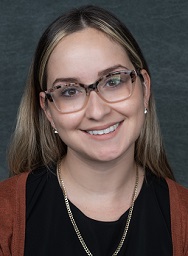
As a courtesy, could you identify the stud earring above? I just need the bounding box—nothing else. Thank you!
[54,128,58,134]
[51,121,58,134]
[144,108,148,114]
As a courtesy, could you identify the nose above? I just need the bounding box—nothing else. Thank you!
[84,91,111,120]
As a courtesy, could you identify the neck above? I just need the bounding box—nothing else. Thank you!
[60,148,138,195]
[58,149,144,221]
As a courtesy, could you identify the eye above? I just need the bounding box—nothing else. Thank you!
[105,75,121,87]
[55,84,84,98]
[62,87,78,97]
[100,72,131,92]
[103,73,126,89]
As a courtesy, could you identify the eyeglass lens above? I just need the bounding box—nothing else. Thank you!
[47,70,136,113]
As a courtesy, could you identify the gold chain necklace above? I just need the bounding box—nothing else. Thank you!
[57,162,139,256]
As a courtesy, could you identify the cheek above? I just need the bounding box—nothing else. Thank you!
[52,111,84,131]
[112,97,146,140]
[111,97,145,118]
[111,83,145,117]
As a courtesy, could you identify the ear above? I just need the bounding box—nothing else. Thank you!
[140,69,151,108]
[39,92,55,128]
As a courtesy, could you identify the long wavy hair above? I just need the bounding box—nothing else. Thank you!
[8,5,174,179]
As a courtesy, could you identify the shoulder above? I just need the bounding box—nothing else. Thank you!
[0,172,29,196]
[0,172,29,212]
[166,178,188,211]
[166,178,188,219]
[166,178,188,255]
[0,172,29,254]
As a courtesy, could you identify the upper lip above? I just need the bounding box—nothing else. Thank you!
[83,121,122,131]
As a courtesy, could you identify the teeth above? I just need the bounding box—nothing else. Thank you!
[87,123,119,135]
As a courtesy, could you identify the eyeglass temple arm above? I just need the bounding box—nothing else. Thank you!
[45,92,53,102]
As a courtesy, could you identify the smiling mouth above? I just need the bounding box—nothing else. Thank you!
[86,123,120,135]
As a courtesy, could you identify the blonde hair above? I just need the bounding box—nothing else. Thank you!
[8,5,174,179]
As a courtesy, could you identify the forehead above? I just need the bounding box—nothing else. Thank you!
[46,28,133,84]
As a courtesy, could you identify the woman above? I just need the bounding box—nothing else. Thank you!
[0,5,187,256]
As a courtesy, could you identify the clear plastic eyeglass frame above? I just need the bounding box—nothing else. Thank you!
[44,69,140,114]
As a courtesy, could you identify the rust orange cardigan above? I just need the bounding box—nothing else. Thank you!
[0,172,188,256]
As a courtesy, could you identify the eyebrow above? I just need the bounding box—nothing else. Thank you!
[51,64,129,87]
[98,64,129,76]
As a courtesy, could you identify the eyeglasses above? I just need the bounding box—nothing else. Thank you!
[44,69,139,114]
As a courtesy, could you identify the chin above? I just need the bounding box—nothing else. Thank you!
[89,151,123,163]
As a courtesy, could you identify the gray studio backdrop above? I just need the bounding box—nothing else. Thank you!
[0,0,188,187]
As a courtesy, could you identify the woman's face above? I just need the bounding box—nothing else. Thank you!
[40,28,150,163]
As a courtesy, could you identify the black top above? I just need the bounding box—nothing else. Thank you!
[24,166,173,256]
